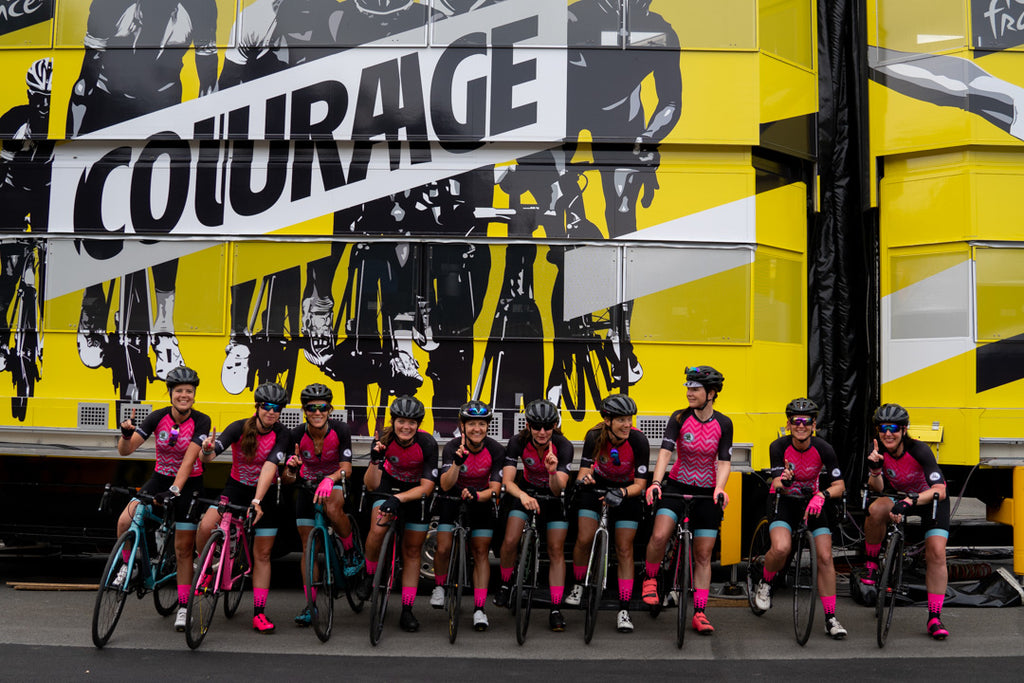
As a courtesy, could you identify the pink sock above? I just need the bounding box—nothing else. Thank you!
[645,562,659,579]
[340,534,354,551]
[618,579,632,602]
[820,594,836,616]
[693,588,709,611]
[763,569,777,583]
[435,574,447,586]
[865,542,881,559]
[550,585,564,606]
[253,587,268,609]
[928,592,944,615]
[500,566,513,582]
[574,565,586,582]
[366,560,378,576]
[474,588,487,608]
[178,584,189,606]
[402,586,416,606]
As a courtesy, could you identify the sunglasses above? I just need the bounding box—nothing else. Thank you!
[529,422,555,431]
[259,402,283,412]
[790,417,813,427]
[464,405,490,416]
[877,423,902,434]
[304,403,330,413]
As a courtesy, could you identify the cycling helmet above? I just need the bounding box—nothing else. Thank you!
[300,383,333,404]
[459,400,492,422]
[165,366,199,389]
[872,403,909,427]
[600,393,638,418]
[785,397,818,419]
[685,365,724,392]
[254,382,288,406]
[524,399,559,426]
[26,58,52,94]
[390,395,425,422]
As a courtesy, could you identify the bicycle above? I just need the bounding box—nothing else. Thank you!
[745,488,819,645]
[362,488,427,646]
[509,491,565,646]
[301,474,366,643]
[184,495,255,650]
[91,484,178,648]
[648,491,722,649]
[868,490,937,648]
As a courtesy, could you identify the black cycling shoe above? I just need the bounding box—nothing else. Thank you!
[400,607,420,633]
[354,573,374,602]
[549,609,566,632]
[493,584,511,608]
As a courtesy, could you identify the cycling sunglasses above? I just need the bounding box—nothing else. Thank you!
[464,405,490,416]
[789,417,813,426]
[529,422,556,431]
[304,403,330,413]
[259,402,283,412]
[877,423,902,434]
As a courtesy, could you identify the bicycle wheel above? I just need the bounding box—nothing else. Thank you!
[223,530,248,618]
[369,524,397,647]
[152,525,178,616]
[343,514,367,614]
[186,531,223,650]
[791,529,817,646]
[446,530,466,644]
[583,529,607,644]
[515,528,537,645]
[92,529,136,648]
[876,531,903,648]
[309,528,334,642]
[676,533,691,649]
[746,517,771,616]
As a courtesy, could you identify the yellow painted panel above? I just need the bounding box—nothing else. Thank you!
[759,53,817,125]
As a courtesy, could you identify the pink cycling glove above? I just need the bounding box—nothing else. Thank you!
[315,477,334,499]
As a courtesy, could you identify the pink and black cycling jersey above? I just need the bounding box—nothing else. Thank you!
[882,438,946,494]
[135,407,211,478]
[580,427,650,485]
[212,418,290,487]
[768,435,843,497]
[289,420,353,480]
[504,433,574,489]
[441,436,505,491]
[660,408,733,487]
[373,430,438,484]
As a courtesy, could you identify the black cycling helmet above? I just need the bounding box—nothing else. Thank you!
[390,395,425,422]
[254,382,288,406]
[300,383,333,404]
[685,365,724,392]
[600,393,638,418]
[165,365,199,389]
[785,397,818,419]
[524,399,559,426]
[873,403,910,427]
[459,400,492,422]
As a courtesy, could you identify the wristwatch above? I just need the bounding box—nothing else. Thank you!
[169,485,181,497]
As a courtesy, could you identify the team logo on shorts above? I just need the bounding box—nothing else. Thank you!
[682,432,695,443]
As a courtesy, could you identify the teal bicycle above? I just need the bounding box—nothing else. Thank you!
[91,484,178,648]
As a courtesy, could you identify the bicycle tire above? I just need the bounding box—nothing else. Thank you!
[583,528,607,644]
[446,529,466,644]
[92,529,136,648]
[876,530,903,648]
[152,525,178,616]
[515,527,537,645]
[309,528,334,642]
[186,531,223,650]
[676,533,691,649]
[746,517,771,616]
[223,529,248,618]
[369,523,397,646]
[791,529,817,646]
[342,514,367,614]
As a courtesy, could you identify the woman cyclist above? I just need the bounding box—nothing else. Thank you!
[430,400,504,631]
[751,398,848,639]
[643,365,732,635]
[197,382,292,634]
[354,395,438,633]
[494,399,574,632]
[863,403,950,640]
[565,393,649,634]
[283,383,362,627]
[116,366,210,632]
